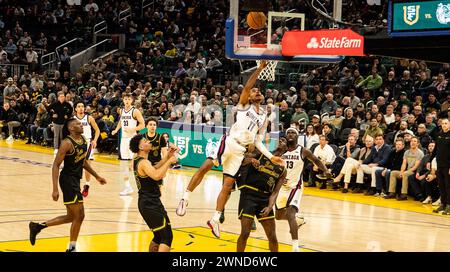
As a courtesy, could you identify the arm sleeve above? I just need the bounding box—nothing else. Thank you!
[255,136,273,160]
[255,119,273,160]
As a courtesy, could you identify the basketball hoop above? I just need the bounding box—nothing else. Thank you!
[256,60,278,82]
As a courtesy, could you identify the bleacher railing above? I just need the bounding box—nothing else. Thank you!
[55,38,83,61]
[141,0,155,17]
[118,7,131,24]
[93,20,107,35]
[40,52,58,72]
[0,64,29,77]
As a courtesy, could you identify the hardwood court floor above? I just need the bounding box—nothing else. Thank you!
[1,140,450,252]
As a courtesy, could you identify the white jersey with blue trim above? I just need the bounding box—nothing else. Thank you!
[281,145,305,188]
[120,107,138,138]
[229,104,267,146]
[76,114,91,140]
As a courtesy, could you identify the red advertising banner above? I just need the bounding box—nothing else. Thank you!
[281,29,365,56]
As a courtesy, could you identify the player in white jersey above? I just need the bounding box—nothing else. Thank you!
[275,127,332,252]
[112,93,145,196]
[74,102,100,198]
[175,61,284,238]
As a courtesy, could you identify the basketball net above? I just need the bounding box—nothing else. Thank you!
[256,60,278,82]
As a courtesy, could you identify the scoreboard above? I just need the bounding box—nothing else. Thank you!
[388,0,450,36]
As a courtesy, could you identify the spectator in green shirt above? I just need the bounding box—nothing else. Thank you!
[291,103,309,125]
[363,117,384,141]
[356,67,383,93]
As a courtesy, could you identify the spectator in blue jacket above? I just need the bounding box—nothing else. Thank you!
[356,134,392,195]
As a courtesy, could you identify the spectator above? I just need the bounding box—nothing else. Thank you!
[291,103,309,125]
[297,89,314,113]
[322,123,336,145]
[386,137,424,200]
[279,101,292,130]
[4,39,17,56]
[304,123,319,150]
[47,91,73,154]
[321,93,338,115]
[329,107,345,131]
[338,67,354,92]
[375,113,387,133]
[175,62,186,78]
[434,118,450,214]
[394,121,415,142]
[409,142,436,202]
[331,134,360,182]
[431,73,448,92]
[184,94,200,116]
[335,135,374,193]
[312,135,336,189]
[423,92,441,114]
[356,67,383,95]
[205,53,222,71]
[356,134,391,195]
[425,113,437,134]
[398,70,414,96]
[84,0,99,12]
[3,77,19,103]
[375,139,406,197]
[59,47,71,74]
[0,101,20,141]
[26,47,39,72]
[286,87,298,106]
[341,107,357,131]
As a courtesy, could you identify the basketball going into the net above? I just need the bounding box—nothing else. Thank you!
[246,12,267,30]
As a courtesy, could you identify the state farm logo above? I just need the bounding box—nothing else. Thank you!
[307,37,319,49]
[306,36,362,49]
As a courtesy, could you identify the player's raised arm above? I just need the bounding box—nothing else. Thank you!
[238,60,268,106]
[255,119,283,166]
[141,156,177,181]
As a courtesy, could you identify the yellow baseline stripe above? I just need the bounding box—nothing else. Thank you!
[303,186,445,217]
[0,227,315,252]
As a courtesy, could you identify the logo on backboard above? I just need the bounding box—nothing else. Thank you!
[403,5,420,25]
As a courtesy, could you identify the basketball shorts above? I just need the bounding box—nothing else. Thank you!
[120,137,134,160]
[59,173,83,205]
[208,135,246,178]
[238,190,274,222]
[138,195,171,232]
[275,184,304,211]
[86,138,94,160]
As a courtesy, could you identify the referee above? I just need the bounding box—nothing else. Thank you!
[434,118,450,215]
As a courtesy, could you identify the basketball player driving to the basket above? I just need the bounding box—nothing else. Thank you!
[178,60,284,238]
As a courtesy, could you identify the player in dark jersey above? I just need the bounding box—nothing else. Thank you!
[144,117,168,166]
[129,134,178,252]
[28,118,107,252]
[236,141,288,252]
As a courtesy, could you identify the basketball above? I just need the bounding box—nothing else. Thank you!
[246,12,267,30]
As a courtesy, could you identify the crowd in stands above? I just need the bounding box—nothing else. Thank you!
[0,0,449,210]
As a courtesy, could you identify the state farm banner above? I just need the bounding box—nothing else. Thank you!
[281,29,365,56]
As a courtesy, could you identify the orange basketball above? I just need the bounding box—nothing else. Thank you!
[247,12,267,30]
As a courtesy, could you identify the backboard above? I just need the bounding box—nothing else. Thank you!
[225,0,344,63]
